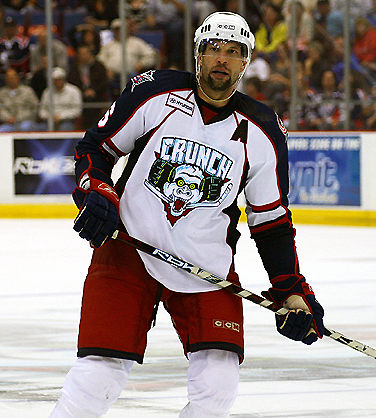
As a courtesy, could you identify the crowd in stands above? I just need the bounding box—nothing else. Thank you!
[0,0,376,131]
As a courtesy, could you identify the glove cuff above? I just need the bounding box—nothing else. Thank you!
[72,186,88,210]
[72,177,119,212]
[263,274,313,304]
[89,178,120,211]
[262,274,324,339]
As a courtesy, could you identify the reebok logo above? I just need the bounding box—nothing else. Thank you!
[213,320,240,332]
[97,183,119,202]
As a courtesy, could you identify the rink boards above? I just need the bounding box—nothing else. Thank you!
[0,131,375,226]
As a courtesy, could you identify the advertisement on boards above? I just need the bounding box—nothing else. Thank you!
[13,137,77,195]
[288,134,361,206]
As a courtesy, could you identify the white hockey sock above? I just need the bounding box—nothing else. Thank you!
[49,356,134,418]
[179,349,239,418]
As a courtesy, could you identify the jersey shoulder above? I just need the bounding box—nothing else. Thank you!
[236,92,288,144]
[126,69,193,98]
[91,70,193,134]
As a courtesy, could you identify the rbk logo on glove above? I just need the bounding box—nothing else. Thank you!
[72,177,120,248]
[97,182,120,203]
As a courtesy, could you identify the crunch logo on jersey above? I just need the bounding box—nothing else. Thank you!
[144,137,233,226]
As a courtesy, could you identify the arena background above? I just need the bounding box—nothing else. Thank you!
[0,0,375,226]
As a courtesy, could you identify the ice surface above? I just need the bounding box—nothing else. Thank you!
[0,219,375,417]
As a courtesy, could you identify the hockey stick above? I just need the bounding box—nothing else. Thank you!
[112,230,376,360]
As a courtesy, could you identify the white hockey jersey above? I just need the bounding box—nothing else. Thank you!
[75,69,296,293]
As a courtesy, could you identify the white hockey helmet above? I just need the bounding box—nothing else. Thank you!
[194,12,255,67]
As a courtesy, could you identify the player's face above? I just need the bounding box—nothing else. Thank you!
[198,40,246,98]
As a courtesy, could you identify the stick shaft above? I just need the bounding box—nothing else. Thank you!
[112,230,376,360]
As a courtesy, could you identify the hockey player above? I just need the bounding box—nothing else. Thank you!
[49,12,324,418]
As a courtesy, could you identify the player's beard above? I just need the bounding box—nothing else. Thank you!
[207,72,234,91]
[201,64,235,93]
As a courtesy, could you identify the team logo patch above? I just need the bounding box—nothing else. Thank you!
[213,319,240,332]
[131,70,156,92]
[276,113,288,138]
[144,137,233,226]
[166,93,194,116]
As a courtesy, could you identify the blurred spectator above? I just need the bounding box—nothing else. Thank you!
[352,17,376,81]
[97,18,156,98]
[294,65,315,130]
[313,0,344,56]
[265,41,291,116]
[347,71,368,129]
[30,27,68,74]
[39,67,82,131]
[54,0,87,10]
[284,0,314,59]
[367,0,376,27]
[244,1,266,33]
[330,0,373,21]
[254,2,287,62]
[304,40,332,91]
[244,76,267,102]
[0,67,38,131]
[240,49,270,93]
[18,0,40,12]
[221,1,252,26]
[271,0,284,7]
[194,0,216,25]
[145,0,185,68]
[0,16,30,84]
[125,0,150,28]
[306,69,345,130]
[2,0,29,11]
[85,0,119,30]
[67,44,108,129]
[213,0,264,32]
[331,35,373,87]
[0,6,5,38]
[29,53,47,99]
[282,0,316,15]
[68,23,101,56]
[275,61,315,130]
[363,83,376,129]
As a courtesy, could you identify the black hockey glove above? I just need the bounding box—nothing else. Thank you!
[262,274,324,345]
[72,178,119,248]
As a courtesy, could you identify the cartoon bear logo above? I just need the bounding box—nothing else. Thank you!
[145,157,232,226]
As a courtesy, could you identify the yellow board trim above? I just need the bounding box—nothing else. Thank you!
[290,208,376,227]
[239,207,376,227]
[1,204,376,227]
[0,204,78,218]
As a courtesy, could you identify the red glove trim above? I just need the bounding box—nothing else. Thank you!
[90,178,120,211]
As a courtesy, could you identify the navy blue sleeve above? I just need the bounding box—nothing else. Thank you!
[241,101,299,280]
